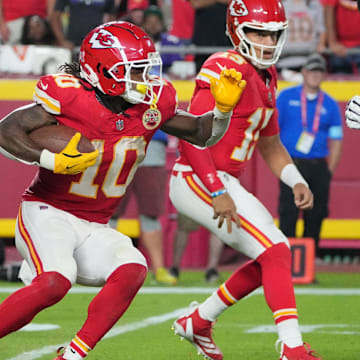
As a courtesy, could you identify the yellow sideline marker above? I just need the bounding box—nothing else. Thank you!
[0,218,359,239]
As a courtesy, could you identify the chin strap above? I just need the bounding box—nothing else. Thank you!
[121,88,146,104]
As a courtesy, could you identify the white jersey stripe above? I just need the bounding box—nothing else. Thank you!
[197,74,211,84]
[33,87,61,115]
[199,68,221,79]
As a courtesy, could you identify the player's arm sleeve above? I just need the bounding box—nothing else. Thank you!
[180,140,225,193]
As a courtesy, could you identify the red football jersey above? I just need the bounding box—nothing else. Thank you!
[177,50,279,192]
[23,73,177,223]
[3,0,47,21]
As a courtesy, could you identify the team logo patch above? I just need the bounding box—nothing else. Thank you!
[229,0,249,17]
[142,108,162,130]
[89,29,122,49]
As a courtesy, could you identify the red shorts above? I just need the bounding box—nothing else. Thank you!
[113,166,168,218]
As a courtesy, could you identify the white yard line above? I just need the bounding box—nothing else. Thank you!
[1,286,360,295]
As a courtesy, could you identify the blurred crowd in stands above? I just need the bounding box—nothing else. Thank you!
[1,0,360,78]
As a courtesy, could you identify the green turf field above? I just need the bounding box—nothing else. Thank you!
[0,271,359,360]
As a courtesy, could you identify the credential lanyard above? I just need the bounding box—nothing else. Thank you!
[300,89,324,134]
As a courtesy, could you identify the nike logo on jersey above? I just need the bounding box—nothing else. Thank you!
[39,80,48,90]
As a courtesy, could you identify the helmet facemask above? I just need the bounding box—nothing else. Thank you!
[108,52,163,105]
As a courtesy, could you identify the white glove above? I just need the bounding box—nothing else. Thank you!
[345,95,360,129]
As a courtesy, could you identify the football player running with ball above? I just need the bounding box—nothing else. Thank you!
[170,0,322,359]
[0,22,245,360]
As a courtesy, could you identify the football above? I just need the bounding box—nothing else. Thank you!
[29,125,95,154]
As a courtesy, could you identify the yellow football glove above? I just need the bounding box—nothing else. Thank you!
[40,133,98,175]
[210,68,247,113]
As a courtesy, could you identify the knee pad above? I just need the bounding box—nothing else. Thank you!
[139,214,161,232]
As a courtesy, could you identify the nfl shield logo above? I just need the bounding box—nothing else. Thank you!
[116,119,124,131]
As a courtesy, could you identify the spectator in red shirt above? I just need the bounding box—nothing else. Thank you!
[118,0,149,26]
[0,0,54,44]
[322,0,360,73]
[168,0,194,42]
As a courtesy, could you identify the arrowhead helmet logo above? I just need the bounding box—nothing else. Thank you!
[229,0,249,17]
[89,29,123,49]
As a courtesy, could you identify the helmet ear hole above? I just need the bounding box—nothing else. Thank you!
[108,82,126,96]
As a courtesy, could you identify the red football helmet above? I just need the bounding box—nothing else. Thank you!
[226,0,288,69]
[79,21,163,105]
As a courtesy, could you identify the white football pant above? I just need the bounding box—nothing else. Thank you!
[16,201,147,286]
[170,164,289,260]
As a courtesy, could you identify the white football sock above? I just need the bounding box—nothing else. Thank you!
[198,291,229,322]
[277,318,303,348]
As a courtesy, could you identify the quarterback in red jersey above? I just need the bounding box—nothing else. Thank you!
[0,21,245,360]
[170,1,322,359]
